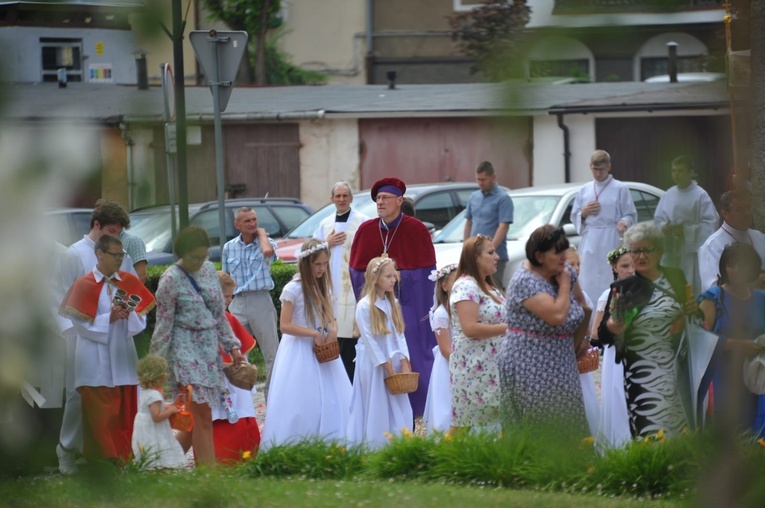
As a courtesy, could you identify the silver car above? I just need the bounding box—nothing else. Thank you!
[432,182,664,287]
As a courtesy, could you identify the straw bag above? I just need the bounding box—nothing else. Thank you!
[577,347,599,374]
[223,363,259,391]
[313,340,340,363]
[168,385,194,432]
[384,357,419,395]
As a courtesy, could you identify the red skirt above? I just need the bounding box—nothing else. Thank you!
[212,417,261,464]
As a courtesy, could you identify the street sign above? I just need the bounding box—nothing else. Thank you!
[190,30,248,112]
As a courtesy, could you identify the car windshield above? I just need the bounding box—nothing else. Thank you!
[130,211,173,252]
[284,196,376,238]
[433,196,561,243]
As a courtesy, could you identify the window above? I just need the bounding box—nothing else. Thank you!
[415,192,456,230]
[250,207,281,237]
[190,209,236,244]
[40,38,83,83]
[640,56,704,81]
[629,189,663,224]
[270,206,311,236]
[529,59,590,81]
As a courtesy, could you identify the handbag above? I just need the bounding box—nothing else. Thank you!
[223,362,259,391]
[743,335,765,395]
[168,385,194,432]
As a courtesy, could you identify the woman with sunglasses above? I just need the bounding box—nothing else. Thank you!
[499,225,589,435]
[151,226,246,466]
[598,222,698,438]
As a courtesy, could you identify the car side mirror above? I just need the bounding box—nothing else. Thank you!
[562,223,578,237]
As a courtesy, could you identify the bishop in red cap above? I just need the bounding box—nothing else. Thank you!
[349,177,437,417]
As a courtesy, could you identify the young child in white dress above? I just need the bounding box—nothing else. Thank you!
[423,263,458,434]
[565,247,600,436]
[347,256,413,449]
[132,355,187,469]
[260,239,352,449]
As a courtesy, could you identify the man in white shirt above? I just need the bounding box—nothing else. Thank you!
[60,234,153,464]
[55,199,135,474]
[654,155,718,293]
[698,190,765,291]
[571,150,637,303]
[313,182,370,381]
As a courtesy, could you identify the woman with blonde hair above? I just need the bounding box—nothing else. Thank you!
[449,235,507,436]
[347,256,413,449]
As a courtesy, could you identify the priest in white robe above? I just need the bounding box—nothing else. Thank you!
[571,150,637,303]
[698,189,765,291]
[654,156,718,293]
[314,181,370,381]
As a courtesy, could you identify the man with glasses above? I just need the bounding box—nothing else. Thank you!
[698,190,765,291]
[463,161,514,290]
[223,207,280,401]
[60,234,154,466]
[571,150,637,303]
[313,182,370,381]
[55,199,136,474]
[349,177,437,417]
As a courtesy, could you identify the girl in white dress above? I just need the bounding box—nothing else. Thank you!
[260,239,351,449]
[132,355,187,469]
[347,257,413,449]
[423,264,458,434]
[565,247,600,436]
[592,246,634,448]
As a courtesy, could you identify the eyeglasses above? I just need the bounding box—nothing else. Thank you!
[375,194,398,203]
[629,248,656,257]
[186,253,210,263]
[104,251,125,262]
[590,166,609,172]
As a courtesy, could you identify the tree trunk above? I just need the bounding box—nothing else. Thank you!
[255,0,271,85]
[751,0,765,230]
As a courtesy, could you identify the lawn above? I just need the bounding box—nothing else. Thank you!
[0,473,681,508]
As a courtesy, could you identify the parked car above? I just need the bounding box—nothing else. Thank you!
[432,182,664,288]
[275,182,508,262]
[46,208,92,246]
[129,198,314,265]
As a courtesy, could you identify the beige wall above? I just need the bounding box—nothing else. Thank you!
[374,0,458,58]
[131,2,199,85]
[298,118,361,209]
[277,0,366,85]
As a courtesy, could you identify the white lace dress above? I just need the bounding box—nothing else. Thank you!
[423,304,452,434]
[132,388,186,469]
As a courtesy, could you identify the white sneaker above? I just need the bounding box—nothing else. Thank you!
[56,444,78,475]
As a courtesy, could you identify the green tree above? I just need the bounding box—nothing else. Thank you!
[448,0,531,82]
[204,0,324,85]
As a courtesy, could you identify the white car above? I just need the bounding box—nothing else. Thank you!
[432,182,665,288]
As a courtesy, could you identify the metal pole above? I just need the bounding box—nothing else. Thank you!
[172,0,189,229]
[160,63,178,249]
[209,34,228,254]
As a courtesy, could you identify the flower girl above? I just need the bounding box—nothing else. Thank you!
[132,355,187,469]
[423,263,458,434]
[260,239,351,448]
[347,256,413,449]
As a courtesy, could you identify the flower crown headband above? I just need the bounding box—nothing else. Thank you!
[428,263,458,282]
[372,257,393,274]
[607,246,628,264]
[296,242,329,260]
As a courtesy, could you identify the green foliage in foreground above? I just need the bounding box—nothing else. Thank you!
[246,428,765,503]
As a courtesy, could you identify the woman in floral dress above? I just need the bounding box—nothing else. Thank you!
[150,226,245,466]
[499,225,588,434]
[448,235,508,436]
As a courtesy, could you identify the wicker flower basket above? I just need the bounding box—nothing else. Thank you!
[577,347,600,374]
[384,357,419,395]
[313,340,340,363]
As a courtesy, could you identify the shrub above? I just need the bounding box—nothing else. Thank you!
[245,440,363,480]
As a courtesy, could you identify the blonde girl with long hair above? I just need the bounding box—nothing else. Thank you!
[260,239,352,449]
[347,256,413,449]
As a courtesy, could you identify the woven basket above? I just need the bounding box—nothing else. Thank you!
[313,340,340,363]
[577,347,600,374]
[384,357,419,395]
[223,363,258,391]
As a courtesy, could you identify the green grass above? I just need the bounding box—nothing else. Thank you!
[0,473,681,508]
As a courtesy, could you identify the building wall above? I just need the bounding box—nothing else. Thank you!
[277,0,367,85]
[0,26,138,83]
[533,114,596,185]
[298,118,361,209]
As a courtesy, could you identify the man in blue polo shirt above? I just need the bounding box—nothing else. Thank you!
[463,161,514,289]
